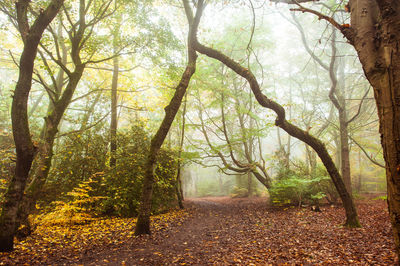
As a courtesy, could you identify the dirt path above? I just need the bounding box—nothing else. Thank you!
[78,197,270,265]
[77,197,395,265]
[2,197,397,265]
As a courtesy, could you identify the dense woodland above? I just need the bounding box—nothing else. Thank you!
[0,0,399,264]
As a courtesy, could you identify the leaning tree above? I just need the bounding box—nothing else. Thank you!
[272,0,400,258]
[187,0,360,227]
[133,0,360,237]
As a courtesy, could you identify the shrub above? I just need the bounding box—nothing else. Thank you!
[41,123,178,218]
[37,177,103,226]
[270,162,335,207]
[98,125,178,217]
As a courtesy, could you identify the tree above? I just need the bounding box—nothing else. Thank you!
[290,13,370,194]
[0,0,64,252]
[16,0,118,237]
[188,0,360,228]
[192,75,272,190]
[134,0,202,235]
[276,0,400,258]
[109,15,120,168]
[175,93,187,209]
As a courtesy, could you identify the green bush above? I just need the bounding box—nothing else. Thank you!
[43,123,178,218]
[43,131,109,205]
[270,162,336,207]
[372,195,387,201]
[98,125,178,216]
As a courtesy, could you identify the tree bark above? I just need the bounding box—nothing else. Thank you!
[134,0,202,235]
[339,105,352,194]
[0,0,64,252]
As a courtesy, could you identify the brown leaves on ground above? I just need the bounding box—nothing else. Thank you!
[0,197,396,265]
[0,209,188,265]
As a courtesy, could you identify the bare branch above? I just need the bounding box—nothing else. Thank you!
[346,87,370,125]
[349,136,385,168]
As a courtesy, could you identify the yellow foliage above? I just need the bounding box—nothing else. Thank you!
[36,177,105,226]
[17,209,190,258]
[36,201,94,226]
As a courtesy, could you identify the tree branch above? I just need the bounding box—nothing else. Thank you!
[346,87,370,125]
[349,135,385,168]
[290,3,355,44]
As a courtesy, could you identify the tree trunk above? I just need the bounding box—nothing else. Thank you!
[347,0,400,255]
[110,24,120,168]
[305,144,317,176]
[332,131,341,170]
[0,0,64,252]
[134,69,196,234]
[17,69,84,236]
[356,150,362,193]
[294,15,354,194]
[175,94,187,209]
[175,165,185,209]
[17,21,69,236]
[337,56,353,195]
[373,59,400,259]
[15,0,108,235]
[339,108,352,195]
[134,0,202,235]
[329,34,353,195]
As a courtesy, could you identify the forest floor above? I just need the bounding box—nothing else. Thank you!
[0,196,397,265]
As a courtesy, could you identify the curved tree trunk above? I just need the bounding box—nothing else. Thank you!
[190,2,360,227]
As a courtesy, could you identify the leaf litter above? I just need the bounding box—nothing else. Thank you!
[0,196,396,265]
